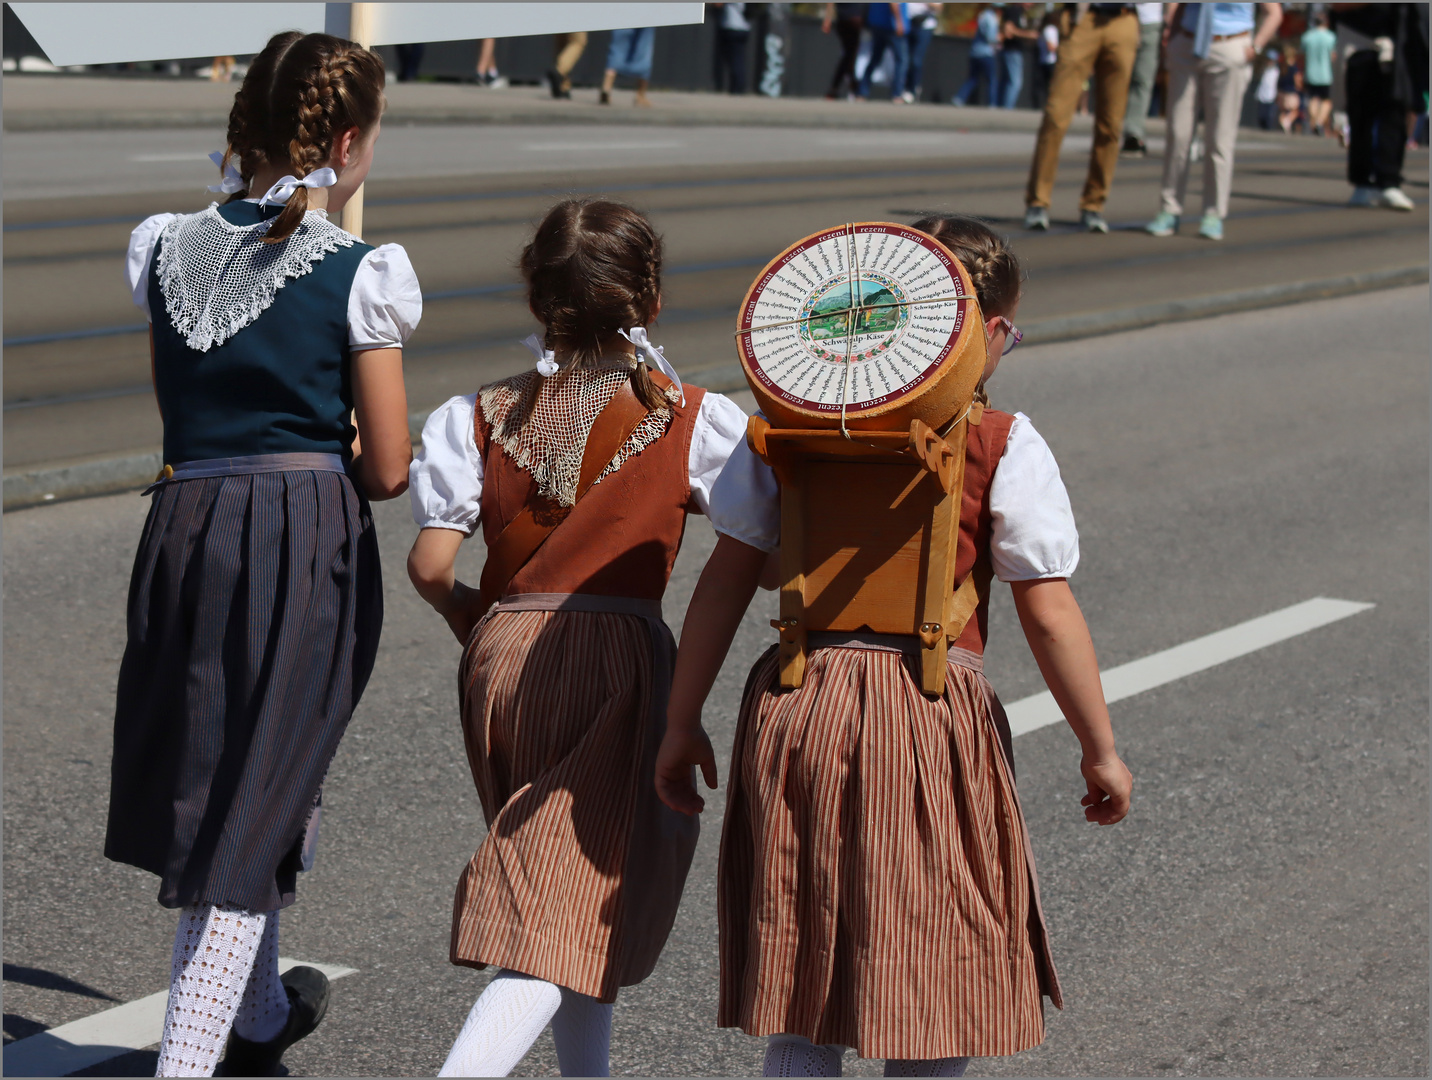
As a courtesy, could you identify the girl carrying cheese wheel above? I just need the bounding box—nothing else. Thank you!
[655,216,1133,1077]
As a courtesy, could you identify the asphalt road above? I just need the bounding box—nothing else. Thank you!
[4,285,1427,1077]
[4,126,1425,472]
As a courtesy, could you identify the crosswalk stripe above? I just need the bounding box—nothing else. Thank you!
[1004,597,1376,738]
[2,958,357,1077]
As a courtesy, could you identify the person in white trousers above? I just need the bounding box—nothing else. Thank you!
[1147,3,1283,241]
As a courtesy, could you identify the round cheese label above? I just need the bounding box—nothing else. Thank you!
[738,223,972,416]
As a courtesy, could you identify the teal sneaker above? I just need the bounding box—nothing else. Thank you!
[1145,211,1179,237]
[1198,212,1223,240]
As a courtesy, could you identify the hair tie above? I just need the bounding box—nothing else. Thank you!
[257,168,338,209]
[618,327,684,406]
[521,333,560,376]
[206,151,245,194]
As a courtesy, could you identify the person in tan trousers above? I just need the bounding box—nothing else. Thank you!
[547,31,588,99]
[1024,4,1141,233]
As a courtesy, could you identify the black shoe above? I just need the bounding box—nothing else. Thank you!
[1120,134,1147,157]
[546,68,567,99]
[217,966,330,1077]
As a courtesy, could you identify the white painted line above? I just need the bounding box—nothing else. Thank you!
[521,140,684,152]
[2,958,357,1078]
[128,153,212,163]
[1005,597,1376,738]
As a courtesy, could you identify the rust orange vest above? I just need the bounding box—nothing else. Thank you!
[951,407,1014,656]
[475,386,710,601]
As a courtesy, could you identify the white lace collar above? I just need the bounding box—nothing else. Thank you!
[155,205,356,352]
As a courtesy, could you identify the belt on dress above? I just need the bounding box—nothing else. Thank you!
[143,452,347,495]
[806,629,985,674]
[493,592,663,621]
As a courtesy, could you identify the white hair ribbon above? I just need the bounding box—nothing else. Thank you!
[257,167,338,209]
[206,151,246,194]
[521,333,560,376]
[618,327,685,406]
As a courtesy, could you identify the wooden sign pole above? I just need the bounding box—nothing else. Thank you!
[340,2,373,239]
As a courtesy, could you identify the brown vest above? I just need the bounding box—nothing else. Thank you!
[476,386,710,602]
[951,407,1015,656]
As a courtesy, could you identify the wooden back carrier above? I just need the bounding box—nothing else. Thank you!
[738,225,989,697]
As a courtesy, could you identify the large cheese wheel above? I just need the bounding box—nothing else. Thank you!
[736,222,987,431]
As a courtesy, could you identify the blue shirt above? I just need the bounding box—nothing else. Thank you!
[1181,4,1256,38]
[864,3,906,32]
[970,7,1001,58]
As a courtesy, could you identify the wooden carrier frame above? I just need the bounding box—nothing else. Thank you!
[748,403,987,698]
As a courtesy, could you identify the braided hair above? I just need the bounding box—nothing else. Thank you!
[910,215,1023,320]
[520,199,669,410]
[222,32,385,244]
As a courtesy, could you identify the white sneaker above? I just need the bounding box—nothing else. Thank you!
[900,90,916,104]
[1348,185,1379,207]
[1379,187,1415,210]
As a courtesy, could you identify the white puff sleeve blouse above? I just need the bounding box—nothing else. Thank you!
[124,212,422,349]
[707,411,1080,581]
[409,390,750,534]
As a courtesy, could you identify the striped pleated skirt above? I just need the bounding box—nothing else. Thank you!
[718,640,1062,1060]
[450,594,699,1003]
[105,468,382,913]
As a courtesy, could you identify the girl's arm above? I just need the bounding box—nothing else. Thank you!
[149,327,162,422]
[408,527,486,645]
[351,346,411,500]
[655,534,768,815]
[1011,578,1132,825]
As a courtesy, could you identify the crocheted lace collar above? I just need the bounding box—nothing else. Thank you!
[155,205,357,353]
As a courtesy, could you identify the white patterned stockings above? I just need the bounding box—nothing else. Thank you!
[438,969,613,1077]
[154,904,288,1077]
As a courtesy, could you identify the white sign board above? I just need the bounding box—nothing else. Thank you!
[9,3,705,67]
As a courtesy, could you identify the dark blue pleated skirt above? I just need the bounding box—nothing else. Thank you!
[105,468,382,911]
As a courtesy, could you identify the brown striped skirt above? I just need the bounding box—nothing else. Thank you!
[451,593,699,1003]
[718,637,1062,1060]
[106,465,381,913]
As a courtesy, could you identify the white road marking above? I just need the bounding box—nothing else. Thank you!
[2,958,357,1078]
[1004,597,1376,738]
[520,140,684,152]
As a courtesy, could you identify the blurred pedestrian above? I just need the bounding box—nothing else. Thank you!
[713,2,752,93]
[823,3,866,98]
[858,3,909,102]
[1023,4,1140,233]
[903,2,942,102]
[1146,3,1284,241]
[1031,9,1060,109]
[547,31,587,99]
[1121,4,1168,155]
[998,4,1039,108]
[474,38,507,88]
[1254,46,1281,129]
[209,55,235,82]
[1277,43,1304,133]
[1332,3,1428,211]
[953,3,1000,106]
[1301,12,1337,135]
[601,27,655,106]
[395,43,425,83]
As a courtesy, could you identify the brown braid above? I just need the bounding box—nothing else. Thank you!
[520,199,670,411]
[909,214,1023,319]
[218,32,385,244]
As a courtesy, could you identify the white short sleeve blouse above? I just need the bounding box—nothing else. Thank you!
[707,410,1080,581]
[124,209,423,350]
[409,390,750,534]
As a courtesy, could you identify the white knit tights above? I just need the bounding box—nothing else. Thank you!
[154,904,288,1077]
[438,969,613,1077]
[762,1036,970,1078]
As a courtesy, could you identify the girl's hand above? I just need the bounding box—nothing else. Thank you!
[441,581,488,646]
[655,721,718,816]
[1080,754,1132,825]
